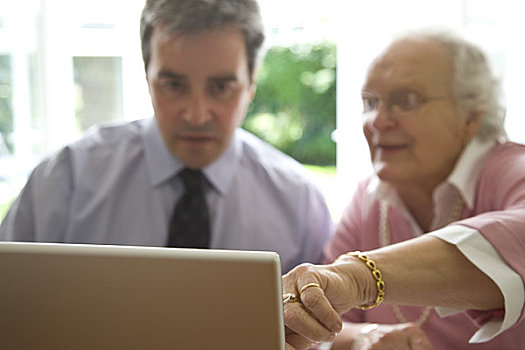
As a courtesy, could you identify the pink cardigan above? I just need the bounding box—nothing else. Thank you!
[324,142,525,350]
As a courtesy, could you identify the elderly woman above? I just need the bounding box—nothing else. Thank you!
[283,31,525,350]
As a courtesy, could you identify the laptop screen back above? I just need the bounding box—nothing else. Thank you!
[0,242,285,350]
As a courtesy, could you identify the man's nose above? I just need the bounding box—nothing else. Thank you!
[183,94,212,126]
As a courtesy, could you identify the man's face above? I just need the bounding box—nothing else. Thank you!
[361,38,481,194]
[146,25,255,169]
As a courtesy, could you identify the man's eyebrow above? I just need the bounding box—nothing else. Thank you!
[157,70,186,80]
[208,74,238,82]
[156,71,238,82]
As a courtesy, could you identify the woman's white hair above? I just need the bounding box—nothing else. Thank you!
[396,29,507,141]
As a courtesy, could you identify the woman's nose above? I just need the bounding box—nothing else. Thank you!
[364,102,396,131]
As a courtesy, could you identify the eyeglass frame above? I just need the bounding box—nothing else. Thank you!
[361,89,451,116]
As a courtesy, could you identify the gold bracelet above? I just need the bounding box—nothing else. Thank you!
[338,251,385,310]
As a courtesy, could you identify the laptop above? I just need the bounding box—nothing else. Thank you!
[0,242,285,350]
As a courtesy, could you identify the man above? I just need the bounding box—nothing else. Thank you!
[0,0,333,273]
[282,31,525,349]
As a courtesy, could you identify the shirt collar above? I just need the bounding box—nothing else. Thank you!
[201,129,241,196]
[366,137,497,212]
[446,137,496,209]
[143,118,182,187]
[143,117,241,193]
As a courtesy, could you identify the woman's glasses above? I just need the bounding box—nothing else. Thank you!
[362,90,449,116]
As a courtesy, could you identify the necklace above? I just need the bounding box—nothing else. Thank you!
[378,194,464,326]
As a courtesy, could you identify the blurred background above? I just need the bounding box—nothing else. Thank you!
[1,0,524,222]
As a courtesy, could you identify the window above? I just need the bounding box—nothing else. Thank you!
[0,55,12,154]
[73,57,123,131]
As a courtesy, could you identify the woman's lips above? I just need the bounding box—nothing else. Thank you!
[376,143,407,156]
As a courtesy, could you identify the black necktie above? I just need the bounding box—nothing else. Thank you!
[167,168,210,248]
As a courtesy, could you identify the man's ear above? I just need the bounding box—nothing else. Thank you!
[249,69,257,100]
[249,83,257,100]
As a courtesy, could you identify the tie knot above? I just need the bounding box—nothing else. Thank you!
[180,168,205,193]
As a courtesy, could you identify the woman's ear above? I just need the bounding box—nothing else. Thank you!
[465,109,483,139]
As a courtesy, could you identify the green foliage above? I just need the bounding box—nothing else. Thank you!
[243,42,336,165]
[0,198,13,221]
[304,164,336,175]
[0,55,13,153]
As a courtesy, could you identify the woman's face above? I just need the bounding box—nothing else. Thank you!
[361,38,481,194]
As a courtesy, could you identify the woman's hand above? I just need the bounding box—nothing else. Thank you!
[282,260,374,349]
[345,323,435,350]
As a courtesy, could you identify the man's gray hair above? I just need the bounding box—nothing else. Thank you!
[401,30,507,140]
[140,0,265,80]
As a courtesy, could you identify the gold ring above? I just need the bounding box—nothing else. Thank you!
[282,293,299,304]
[299,282,321,296]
